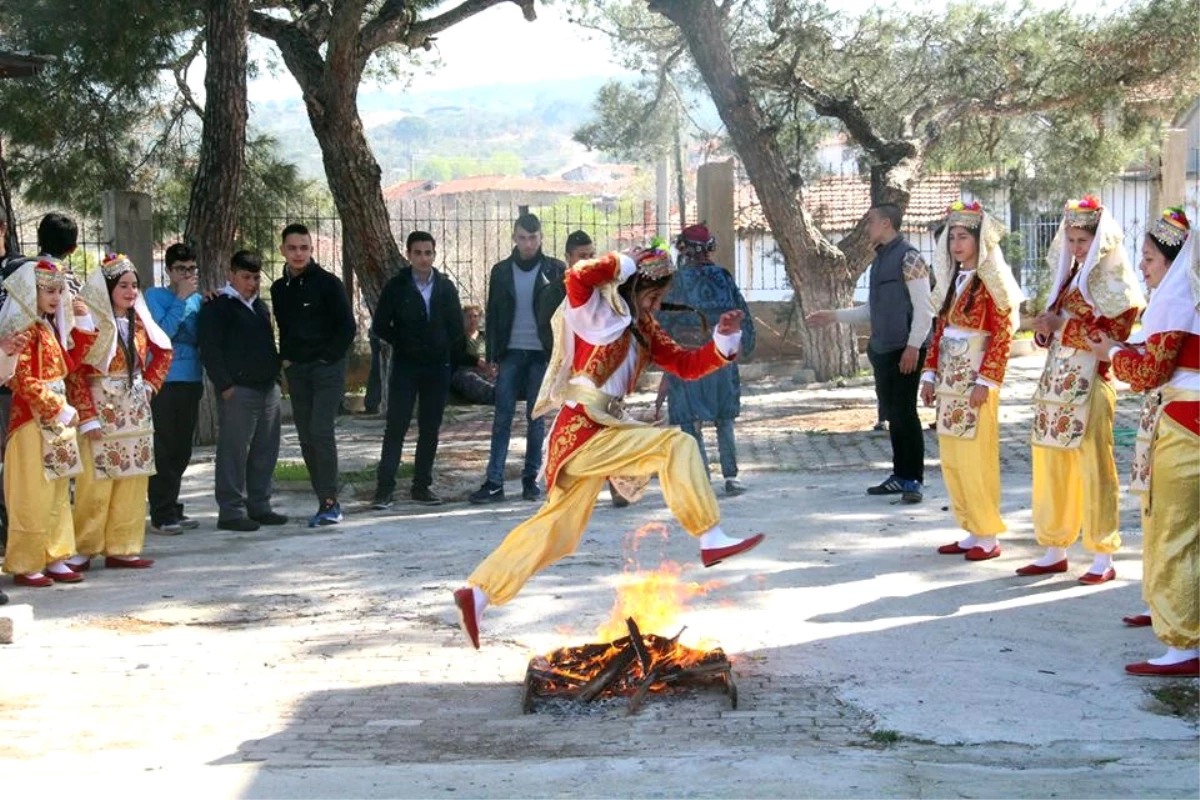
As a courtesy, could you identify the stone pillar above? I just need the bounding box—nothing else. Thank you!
[102,190,155,288]
[1151,129,1188,213]
[696,160,735,273]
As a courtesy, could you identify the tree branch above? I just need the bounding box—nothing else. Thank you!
[403,0,536,50]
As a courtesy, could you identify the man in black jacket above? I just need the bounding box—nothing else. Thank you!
[198,251,288,531]
[370,231,469,508]
[271,223,357,528]
[469,214,565,504]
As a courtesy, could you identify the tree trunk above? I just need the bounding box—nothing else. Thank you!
[184,0,249,444]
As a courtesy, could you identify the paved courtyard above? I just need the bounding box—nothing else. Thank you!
[0,353,1196,798]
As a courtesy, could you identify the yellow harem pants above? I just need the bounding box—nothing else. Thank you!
[1,422,75,575]
[469,425,719,605]
[73,438,151,558]
[1031,381,1121,553]
[938,388,1005,537]
[1141,410,1199,650]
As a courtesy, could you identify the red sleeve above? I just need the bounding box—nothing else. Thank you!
[978,291,1013,385]
[566,253,623,308]
[646,318,733,380]
[1111,331,1187,393]
[14,329,67,423]
[1061,305,1138,351]
[66,365,98,426]
[924,317,945,373]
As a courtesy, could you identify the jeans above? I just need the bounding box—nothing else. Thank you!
[148,381,203,524]
[868,345,926,483]
[680,418,738,479]
[485,350,547,486]
[364,334,381,413]
[285,358,346,502]
[215,384,282,521]
[376,362,450,495]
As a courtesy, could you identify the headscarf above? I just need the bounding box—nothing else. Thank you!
[1044,196,1144,319]
[0,258,76,349]
[931,201,1024,330]
[1139,221,1198,339]
[80,254,171,373]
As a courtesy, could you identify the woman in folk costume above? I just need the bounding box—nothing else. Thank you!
[453,243,764,648]
[1087,208,1199,676]
[0,258,101,586]
[62,254,172,573]
[1017,196,1143,583]
[921,201,1023,561]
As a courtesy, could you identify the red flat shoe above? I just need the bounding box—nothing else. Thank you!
[937,542,969,555]
[14,574,54,588]
[1125,658,1200,677]
[104,556,155,569]
[1122,614,1152,627]
[47,569,83,583]
[69,560,91,573]
[1015,559,1068,576]
[1078,567,1115,585]
[702,533,766,568]
[965,545,1001,561]
[453,587,481,650]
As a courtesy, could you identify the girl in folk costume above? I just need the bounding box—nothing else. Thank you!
[921,202,1024,561]
[1088,208,1199,676]
[63,254,172,573]
[453,244,764,648]
[0,259,101,587]
[1018,196,1144,583]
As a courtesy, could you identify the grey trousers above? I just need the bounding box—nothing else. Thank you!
[215,383,281,522]
[284,358,346,502]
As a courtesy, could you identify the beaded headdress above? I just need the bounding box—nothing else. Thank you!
[1063,195,1103,230]
[34,259,68,289]
[1148,207,1190,249]
[635,237,674,280]
[101,253,137,280]
[944,200,983,230]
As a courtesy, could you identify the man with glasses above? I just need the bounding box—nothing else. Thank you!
[145,243,204,534]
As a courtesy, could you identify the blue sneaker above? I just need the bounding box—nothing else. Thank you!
[309,500,343,527]
[900,480,924,504]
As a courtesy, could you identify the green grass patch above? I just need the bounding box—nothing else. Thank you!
[273,461,411,483]
[1148,684,1199,722]
[868,729,901,745]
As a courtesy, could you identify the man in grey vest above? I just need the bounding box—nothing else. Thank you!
[807,202,933,503]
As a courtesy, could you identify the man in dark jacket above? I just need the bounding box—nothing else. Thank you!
[270,223,357,528]
[198,251,288,531]
[469,214,565,504]
[370,231,469,509]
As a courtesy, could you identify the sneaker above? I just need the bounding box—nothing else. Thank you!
[872,421,888,432]
[370,494,394,511]
[901,480,924,504]
[867,476,905,495]
[250,511,289,526]
[218,517,261,532]
[309,500,343,528]
[177,515,200,530]
[150,520,183,536]
[0,588,7,605]
[521,479,542,502]
[724,478,746,496]
[469,482,505,504]
[411,487,443,506]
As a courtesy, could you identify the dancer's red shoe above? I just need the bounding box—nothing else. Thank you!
[701,533,766,568]
[453,588,481,649]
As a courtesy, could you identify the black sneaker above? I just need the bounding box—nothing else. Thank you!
[250,511,289,526]
[469,482,505,504]
[177,515,200,530]
[900,480,924,504]
[371,494,394,511]
[521,479,542,502]
[411,487,443,506]
[867,476,905,495]
[218,517,261,532]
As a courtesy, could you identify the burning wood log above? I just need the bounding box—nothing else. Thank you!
[574,643,637,704]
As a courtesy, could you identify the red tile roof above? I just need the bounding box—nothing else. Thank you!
[423,175,602,198]
[736,172,982,233]
[382,180,433,202]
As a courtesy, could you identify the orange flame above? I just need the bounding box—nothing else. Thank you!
[595,560,723,642]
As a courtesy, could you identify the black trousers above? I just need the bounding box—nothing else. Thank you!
[148,381,204,524]
[284,358,346,502]
[868,345,926,483]
[376,362,451,495]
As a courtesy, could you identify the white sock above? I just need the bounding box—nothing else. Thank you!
[1032,547,1067,567]
[22,572,46,580]
[110,555,141,562]
[65,555,89,567]
[1148,647,1200,666]
[973,537,998,552]
[956,534,979,549]
[699,525,741,549]
[46,560,76,574]
[472,587,488,625]
[1086,553,1113,574]
[1142,608,1152,617]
